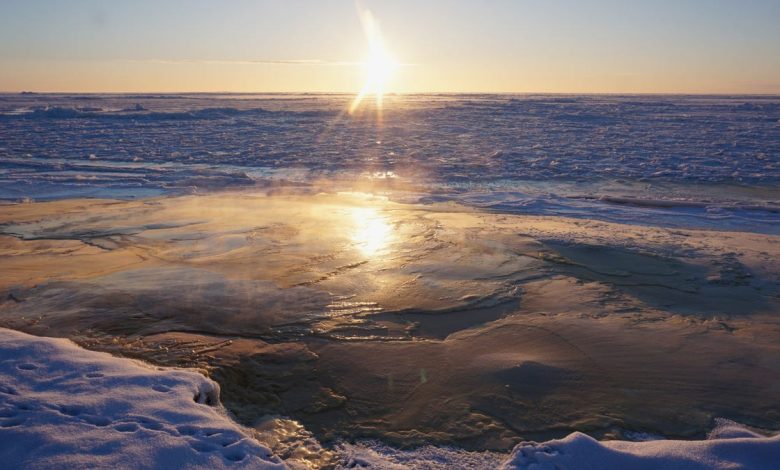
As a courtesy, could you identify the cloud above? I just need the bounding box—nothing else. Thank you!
[114,58,363,66]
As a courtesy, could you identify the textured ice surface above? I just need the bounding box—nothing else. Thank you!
[1,93,778,233]
[3,193,779,450]
[0,327,284,469]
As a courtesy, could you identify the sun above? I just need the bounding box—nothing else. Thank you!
[349,7,397,114]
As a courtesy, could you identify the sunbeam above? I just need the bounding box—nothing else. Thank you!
[349,5,398,115]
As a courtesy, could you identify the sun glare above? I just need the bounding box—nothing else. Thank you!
[349,7,397,115]
[351,207,393,256]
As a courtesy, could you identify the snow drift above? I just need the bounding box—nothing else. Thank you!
[0,328,284,469]
[500,424,780,470]
[339,423,780,469]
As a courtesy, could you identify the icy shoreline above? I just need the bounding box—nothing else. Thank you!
[2,327,779,469]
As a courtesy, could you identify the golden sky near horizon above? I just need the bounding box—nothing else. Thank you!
[1,1,779,94]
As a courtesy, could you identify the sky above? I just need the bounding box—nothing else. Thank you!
[0,0,779,94]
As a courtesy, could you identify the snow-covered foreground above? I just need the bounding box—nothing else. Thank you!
[2,327,779,469]
[0,327,284,469]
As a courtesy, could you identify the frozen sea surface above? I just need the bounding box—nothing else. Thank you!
[1,93,778,233]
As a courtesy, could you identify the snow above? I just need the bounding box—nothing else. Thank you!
[0,327,284,470]
[500,425,780,470]
[338,423,780,470]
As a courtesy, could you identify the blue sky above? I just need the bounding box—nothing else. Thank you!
[1,0,778,92]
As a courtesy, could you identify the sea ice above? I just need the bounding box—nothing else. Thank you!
[1,93,778,233]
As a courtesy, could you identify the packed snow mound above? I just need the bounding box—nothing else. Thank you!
[501,424,780,470]
[0,328,284,469]
[337,421,780,469]
[332,422,780,470]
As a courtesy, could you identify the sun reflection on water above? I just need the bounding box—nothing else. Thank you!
[350,207,393,256]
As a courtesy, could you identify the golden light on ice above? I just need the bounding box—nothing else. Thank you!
[349,6,398,115]
[350,207,393,256]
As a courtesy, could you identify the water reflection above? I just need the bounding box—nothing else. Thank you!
[350,207,393,256]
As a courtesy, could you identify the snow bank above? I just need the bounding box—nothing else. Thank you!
[0,328,284,469]
[501,424,780,470]
[340,427,780,470]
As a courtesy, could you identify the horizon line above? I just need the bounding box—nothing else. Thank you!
[3,90,780,96]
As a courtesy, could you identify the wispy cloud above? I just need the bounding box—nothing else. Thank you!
[114,58,363,66]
